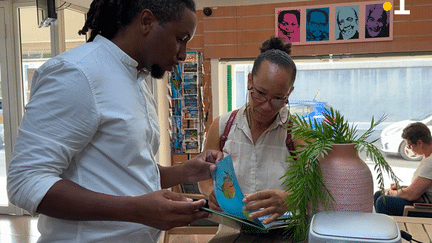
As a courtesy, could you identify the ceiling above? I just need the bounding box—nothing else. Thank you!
[66,0,309,10]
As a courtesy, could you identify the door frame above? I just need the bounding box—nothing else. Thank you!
[0,1,23,215]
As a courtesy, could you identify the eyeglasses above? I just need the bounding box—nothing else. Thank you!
[248,87,289,108]
[407,141,416,150]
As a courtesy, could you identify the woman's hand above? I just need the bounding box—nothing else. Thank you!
[242,189,289,224]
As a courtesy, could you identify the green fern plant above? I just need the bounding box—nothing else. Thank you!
[282,107,400,242]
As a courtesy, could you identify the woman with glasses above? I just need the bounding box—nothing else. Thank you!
[374,122,432,216]
[198,36,297,225]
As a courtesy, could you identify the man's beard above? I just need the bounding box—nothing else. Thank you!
[150,64,165,79]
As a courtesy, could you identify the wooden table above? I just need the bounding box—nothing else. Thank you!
[394,216,432,243]
[209,216,432,243]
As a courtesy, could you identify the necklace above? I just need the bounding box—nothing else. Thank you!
[246,106,268,131]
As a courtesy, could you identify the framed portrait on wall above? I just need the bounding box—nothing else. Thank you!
[306,7,330,42]
[365,3,391,39]
[276,9,301,43]
[275,1,392,45]
[335,5,360,40]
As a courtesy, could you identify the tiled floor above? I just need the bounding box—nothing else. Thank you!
[0,214,215,243]
[0,214,39,243]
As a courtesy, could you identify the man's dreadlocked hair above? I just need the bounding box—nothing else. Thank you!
[78,0,196,42]
[251,36,297,83]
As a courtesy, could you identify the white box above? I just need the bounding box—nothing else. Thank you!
[309,211,401,243]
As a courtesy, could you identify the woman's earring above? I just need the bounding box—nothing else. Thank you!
[283,100,291,124]
[245,91,249,105]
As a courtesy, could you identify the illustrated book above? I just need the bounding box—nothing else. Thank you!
[201,155,291,233]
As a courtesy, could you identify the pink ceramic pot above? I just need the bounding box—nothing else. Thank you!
[317,143,373,213]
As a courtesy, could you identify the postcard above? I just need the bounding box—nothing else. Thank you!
[183,83,198,95]
[184,129,198,141]
[185,140,199,153]
[170,133,183,154]
[184,96,198,108]
[184,74,197,83]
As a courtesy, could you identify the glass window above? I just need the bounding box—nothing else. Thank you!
[19,7,51,105]
[233,64,251,110]
[64,8,86,51]
[225,55,432,191]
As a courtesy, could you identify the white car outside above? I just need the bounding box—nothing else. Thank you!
[380,113,432,161]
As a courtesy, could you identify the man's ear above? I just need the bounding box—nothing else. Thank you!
[139,9,156,35]
[417,139,424,147]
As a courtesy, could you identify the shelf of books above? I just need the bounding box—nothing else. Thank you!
[168,51,204,155]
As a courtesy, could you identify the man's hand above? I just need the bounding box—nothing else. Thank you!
[242,189,289,224]
[182,150,223,182]
[133,189,210,230]
[159,150,223,189]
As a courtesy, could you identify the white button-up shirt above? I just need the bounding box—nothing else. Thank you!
[7,35,161,242]
[218,105,290,195]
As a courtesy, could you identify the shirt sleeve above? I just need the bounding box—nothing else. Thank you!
[417,156,432,181]
[7,59,99,215]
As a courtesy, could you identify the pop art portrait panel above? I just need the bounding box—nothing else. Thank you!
[335,5,360,40]
[306,7,329,42]
[276,9,301,43]
[365,3,391,38]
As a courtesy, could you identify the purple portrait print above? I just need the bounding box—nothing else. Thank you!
[365,4,390,38]
[277,9,301,43]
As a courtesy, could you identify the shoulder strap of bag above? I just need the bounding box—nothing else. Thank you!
[286,119,296,156]
[219,109,239,151]
[219,109,296,154]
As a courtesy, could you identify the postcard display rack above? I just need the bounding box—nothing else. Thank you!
[169,51,204,154]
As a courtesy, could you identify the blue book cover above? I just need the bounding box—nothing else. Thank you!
[202,155,291,233]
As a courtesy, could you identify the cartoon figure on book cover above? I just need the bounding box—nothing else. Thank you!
[222,172,235,198]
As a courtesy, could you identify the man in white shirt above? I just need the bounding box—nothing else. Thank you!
[7,0,222,242]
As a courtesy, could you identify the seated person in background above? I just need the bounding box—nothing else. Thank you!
[198,36,298,225]
[374,122,432,216]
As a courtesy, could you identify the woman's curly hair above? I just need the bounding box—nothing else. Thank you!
[252,36,296,83]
